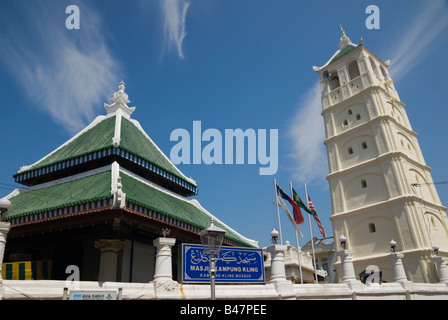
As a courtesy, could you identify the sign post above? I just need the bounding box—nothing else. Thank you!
[182,244,265,284]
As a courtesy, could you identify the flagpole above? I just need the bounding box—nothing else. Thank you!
[290,181,303,284]
[273,179,283,245]
[304,183,318,284]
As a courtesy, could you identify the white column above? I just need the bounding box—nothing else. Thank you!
[339,250,357,283]
[266,244,287,282]
[153,237,176,282]
[95,239,125,282]
[389,253,408,282]
[0,222,11,282]
[432,256,448,284]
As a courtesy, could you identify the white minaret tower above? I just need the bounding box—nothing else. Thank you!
[313,27,448,283]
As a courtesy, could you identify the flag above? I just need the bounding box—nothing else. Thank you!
[275,185,304,237]
[276,185,304,225]
[292,188,313,215]
[307,196,326,238]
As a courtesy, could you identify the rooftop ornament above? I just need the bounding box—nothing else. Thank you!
[104,80,136,117]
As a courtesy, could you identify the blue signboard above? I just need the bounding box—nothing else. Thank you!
[181,244,265,283]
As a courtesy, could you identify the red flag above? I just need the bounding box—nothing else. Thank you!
[276,185,304,225]
[308,196,326,238]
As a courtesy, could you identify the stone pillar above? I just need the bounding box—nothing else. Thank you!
[0,222,11,282]
[339,250,357,283]
[266,244,287,282]
[95,239,125,282]
[432,256,448,284]
[389,253,408,282]
[153,237,176,282]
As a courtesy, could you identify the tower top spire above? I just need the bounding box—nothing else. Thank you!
[104,80,136,117]
[338,25,353,50]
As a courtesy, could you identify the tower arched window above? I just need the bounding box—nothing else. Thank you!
[328,70,340,91]
[348,60,360,80]
[361,180,367,188]
[348,147,353,155]
[361,142,367,150]
[368,223,376,233]
[356,114,361,120]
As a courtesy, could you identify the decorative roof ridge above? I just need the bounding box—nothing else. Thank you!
[17,115,109,174]
[9,165,113,199]
[119,167,258,248]
[104,81,135,118]
[312,26,359,72]
[124,117,197,185]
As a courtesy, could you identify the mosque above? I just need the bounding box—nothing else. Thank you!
[0,28,448,300]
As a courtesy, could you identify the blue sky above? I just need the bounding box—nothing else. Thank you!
[0,0,447,249]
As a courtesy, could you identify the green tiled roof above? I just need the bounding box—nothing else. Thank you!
[328,44,357,65]
[6,171,112,219]
[15,115,196,189]
[119,117,186,183]
[28,116,116,170]
[121,173,254,247]
[5,168,254,247]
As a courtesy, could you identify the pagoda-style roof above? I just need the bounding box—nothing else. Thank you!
[4,81,258,249]
[5,162,257,248]
[14,82,197,197]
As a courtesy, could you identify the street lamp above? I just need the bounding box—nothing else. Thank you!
[339,235,347,249]
[390,239,397,253]
[433,245,439,256]
[199,218,226,300]
[0,198,11,221]
[270,228,279,244]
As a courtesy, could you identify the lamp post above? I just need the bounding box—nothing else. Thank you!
[0,198,11,221]
[390,239,397,253]
[270,228,279,244]
[339,235,347,249]
[199,218,226,300]
[0,198,12,282]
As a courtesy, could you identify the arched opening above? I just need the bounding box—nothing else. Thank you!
[368,223,376,233]
[348,147,354,155]
[348,60,360,80]
[328,70,340,91]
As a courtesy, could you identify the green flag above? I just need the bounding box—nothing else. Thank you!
[292,188,313,215]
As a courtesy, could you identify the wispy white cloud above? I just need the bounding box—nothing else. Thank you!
[287,0,448,184]
[287,81,327,184]
[0,1,122,134]
[388,0,448,81]
[160,0,191,59]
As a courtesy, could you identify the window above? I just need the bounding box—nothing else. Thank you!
[356,114,361,120]
[328,70,340,91]
[368,223,376,233]
[361,180,367,188]
[343,119,348,126]
[362,142,367,149]
[348,147,353,155]
[348,60,360,80]
[348,109,353,115]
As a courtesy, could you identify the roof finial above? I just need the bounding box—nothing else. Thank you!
[104,80,136,117]
[338,25,352,50]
